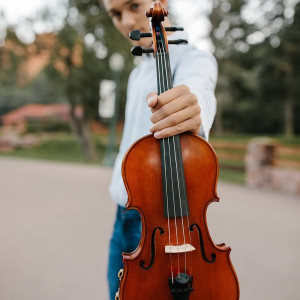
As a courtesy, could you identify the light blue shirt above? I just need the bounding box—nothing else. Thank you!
[109,32,218,206]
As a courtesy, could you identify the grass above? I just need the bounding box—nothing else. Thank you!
[279,154,300,162]
[0,133,107,165]
[219,169,246,185]
[0,132,247,184]
[211,133,300,146]
[1,132,299,185]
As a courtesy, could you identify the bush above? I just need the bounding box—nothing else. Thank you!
[26,118,71,133]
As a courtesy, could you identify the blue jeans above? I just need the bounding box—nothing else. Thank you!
[107,205,141,300]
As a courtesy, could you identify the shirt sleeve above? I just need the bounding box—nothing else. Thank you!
[172,48,218,140]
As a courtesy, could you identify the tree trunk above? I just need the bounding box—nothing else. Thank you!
[69,106,97,161]
[284,94,294,138]
[214,92,224,135]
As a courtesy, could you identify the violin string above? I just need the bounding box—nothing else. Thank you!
[160,39,181,274]
[173,135,187,273]
[160,42,187,274]
[167,135,180,273]
[157,39,174,282]
[158,37,180,275]
[166,51,193,274]
[164,37,193,275]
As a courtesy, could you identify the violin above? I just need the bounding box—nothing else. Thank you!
[116,2,239,299]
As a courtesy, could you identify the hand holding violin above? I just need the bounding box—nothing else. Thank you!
[146,85,202,139]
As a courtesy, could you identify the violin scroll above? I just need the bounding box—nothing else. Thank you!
[129,2,187,57]
[145,2,168,20]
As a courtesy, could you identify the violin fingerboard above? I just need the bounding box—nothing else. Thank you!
[160,135,189,218]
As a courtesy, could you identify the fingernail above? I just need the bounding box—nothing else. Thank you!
[154,132,161,139]
[147,96,155,106]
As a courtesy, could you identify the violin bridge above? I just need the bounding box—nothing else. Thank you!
[165,244,195,254]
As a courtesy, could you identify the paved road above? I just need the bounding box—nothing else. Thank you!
[0,157,299,300]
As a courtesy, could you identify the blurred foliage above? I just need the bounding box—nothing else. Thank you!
[45,0,134,120]
[43,0,134,160]
[26,118,71,133]
[0,70,66,117]
[0,0,299,141]
[0,27,66,117]
[0,0,134,160]
[210,0,300,136]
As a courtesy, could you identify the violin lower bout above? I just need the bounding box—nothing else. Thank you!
[120,134,239,300]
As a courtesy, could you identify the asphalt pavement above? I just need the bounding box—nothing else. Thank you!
[0,157,299,300]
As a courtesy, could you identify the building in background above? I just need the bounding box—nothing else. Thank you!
[1,103,82,133]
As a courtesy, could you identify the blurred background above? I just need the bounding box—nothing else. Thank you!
[0,0,299,182]
[0,0,299,299]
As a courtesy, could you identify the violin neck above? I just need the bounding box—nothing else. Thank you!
[156,50,173,93]
[155,42,189,218]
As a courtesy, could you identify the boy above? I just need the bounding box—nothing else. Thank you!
[102,0,217,298]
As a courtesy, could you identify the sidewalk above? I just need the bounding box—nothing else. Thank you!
[0,157,299,300]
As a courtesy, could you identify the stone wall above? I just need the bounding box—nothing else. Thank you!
[245,138,300,196]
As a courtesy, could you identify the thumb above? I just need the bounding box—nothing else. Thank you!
[146,92,158,108]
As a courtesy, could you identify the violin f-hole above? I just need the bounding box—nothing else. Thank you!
[190,224,216,264]
[139,227,164,270]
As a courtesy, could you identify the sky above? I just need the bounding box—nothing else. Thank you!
[0,0,65,24]
[0,0,213,50]
[171,0,212,50]
[0,0,67,43]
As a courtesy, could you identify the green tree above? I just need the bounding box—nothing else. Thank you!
[209,0,300,135]
[209,0,255,134]
[0,27,27,116]
[45,0,134,160]
[255,1,300,136]
[0,22,66,117]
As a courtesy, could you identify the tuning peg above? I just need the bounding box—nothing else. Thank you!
[129,30,152,41]
[168,39,188,45]
[165,27,184,32]
[131,46,154,56]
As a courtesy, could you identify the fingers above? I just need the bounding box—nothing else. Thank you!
[146,85,202,139]
[153,116,202,139]
[150,93,196,124]
[146,92,158,108]
[150,102,200,134]
[151,85,190,111]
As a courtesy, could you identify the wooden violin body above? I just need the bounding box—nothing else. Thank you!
[117,2,239,299]
[119,134,239,299]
